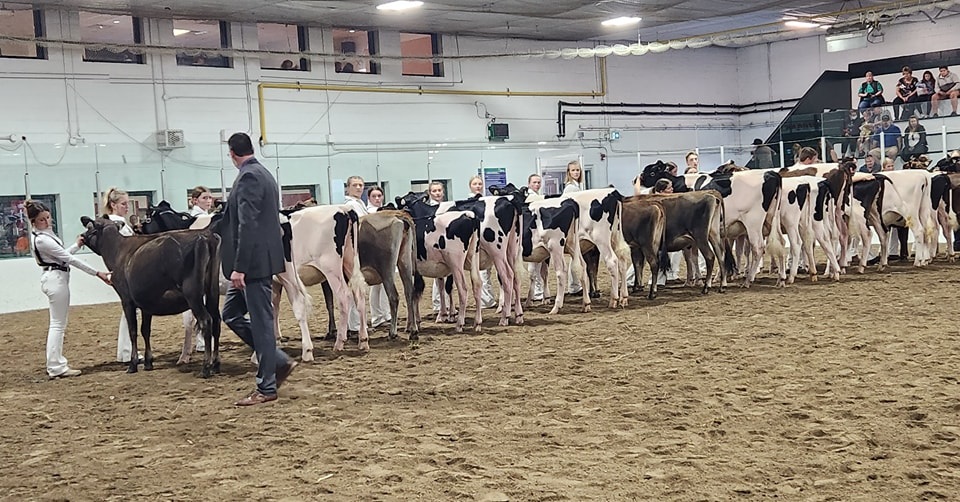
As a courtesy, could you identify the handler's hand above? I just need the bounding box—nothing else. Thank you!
[230,271,246,289]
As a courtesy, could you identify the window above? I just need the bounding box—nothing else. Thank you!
[173,20,231,68]
[80,12,143,64]
[332,28,379,74]
[0,6,46,59]
[0,194,57,259]
[539,168,590,196]
[258,23,308,71]
[401,33,441,77]
[281,185,316,208]
[92,191,154,224]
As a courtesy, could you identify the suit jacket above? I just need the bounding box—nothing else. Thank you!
[219,157,285,280]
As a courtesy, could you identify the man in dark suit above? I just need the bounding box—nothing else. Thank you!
[220,132,296,406]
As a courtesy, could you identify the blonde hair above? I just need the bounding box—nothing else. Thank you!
[468,175,484,194]
[564,160,582,185]
[102,187,128,215]
[428,181,445,192]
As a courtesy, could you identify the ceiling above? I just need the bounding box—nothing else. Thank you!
[3,0,951,43]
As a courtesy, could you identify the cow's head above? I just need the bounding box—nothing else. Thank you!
[936,156,960,173]
[839,158,858,176]
[80,216,123,256]
[140,200,195,235]
[714,160,748,174]
[395,191,429,210]
[488,183,528,198]
[640,160,672,188]
[903,155,932,171]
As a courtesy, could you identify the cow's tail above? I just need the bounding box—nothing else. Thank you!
[403,215,424,304]
[655,206,670,272]
[414,272,426,297]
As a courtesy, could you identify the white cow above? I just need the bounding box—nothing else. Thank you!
[562,188,631,308]
[288,205,368,352]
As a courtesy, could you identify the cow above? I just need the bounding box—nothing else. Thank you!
[623,191,725,295]
[437,192,525,326]
[396,192,483,333]
[138,201,315,362]
[287,205,369,352]
[562,188,631,308]
[489,183,591,314]
[877,170,937,266]
[80,216,222,377]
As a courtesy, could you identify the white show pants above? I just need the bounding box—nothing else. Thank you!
[528,262,545,300]
[41,270,71,377]
[480,269,496,308]
[369,283,391,327]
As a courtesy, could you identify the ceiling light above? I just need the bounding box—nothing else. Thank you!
[602,16,642,27]
[348,29,356,33]
[376,0,424,11]
[112,20,120,24]
[173,28,191,36]
[785,20,820,29]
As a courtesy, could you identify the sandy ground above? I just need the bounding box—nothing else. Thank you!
[2,258,960,501]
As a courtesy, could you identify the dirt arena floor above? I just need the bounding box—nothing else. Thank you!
[3,256,960,501]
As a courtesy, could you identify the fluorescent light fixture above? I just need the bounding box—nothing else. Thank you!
[602,16,642,27]
[376,0,424,11]
[173,28,191,36]
[785,20,820,28]
[112,20,120,24]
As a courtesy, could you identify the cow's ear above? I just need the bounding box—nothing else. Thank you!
[80,216,94,228]
[488,185,501,195]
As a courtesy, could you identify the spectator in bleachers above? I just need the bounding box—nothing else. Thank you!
[931,65,960,117]
[917,71,937,117]
[881,157,895,172]
[900,116,928,162]
[892,66,920,120]
[841,109,863,158]
[750,139,776,169]
[869,112,902,161]
[857,71,884,111]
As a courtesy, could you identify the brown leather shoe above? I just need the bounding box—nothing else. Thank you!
[276,360,298,389]
[235,390,278,406]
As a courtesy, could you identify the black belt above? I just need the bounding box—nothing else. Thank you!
[42,264,70,272]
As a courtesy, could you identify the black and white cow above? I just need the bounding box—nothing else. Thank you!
[563,188,632,308]
[397,192,484,333]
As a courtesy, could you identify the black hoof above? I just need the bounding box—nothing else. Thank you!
[201,367,212,378]
[409,332,419,341]
[144,361,154,371]
[126,366,137,374]
[589,291,601,299]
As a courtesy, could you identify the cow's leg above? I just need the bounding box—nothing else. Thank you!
[434,277,447,324]
[695,232,717,295]
[178,311,194,366]
[398,264,419,340]
[814,223,841,281]
[548,250,567,314]
[382,273,401,340]
[271,279,284,343]
[598,245,623,308]
[582,248,600,298]
[123,304,139,374]
[682,248,697,287]
[491,256,514,326]
[785,224,802,285]
[320,281,336,341]
[572,242,591,313]
[539,261,551,303]
[523,260,537,309]
[467,245,483,333]
[278,272,314,362]
[140,313,154,371]
[799,223,818,282]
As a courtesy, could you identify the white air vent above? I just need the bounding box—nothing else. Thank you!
[156,129,186,150]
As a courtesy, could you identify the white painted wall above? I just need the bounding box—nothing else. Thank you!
[2,9,960,313]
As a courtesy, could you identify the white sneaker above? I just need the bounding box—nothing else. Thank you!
[49,368,81,379]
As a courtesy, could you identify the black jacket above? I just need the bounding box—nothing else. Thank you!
[219,157,285,280]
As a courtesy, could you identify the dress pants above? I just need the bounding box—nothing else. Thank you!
[223,277,291,396]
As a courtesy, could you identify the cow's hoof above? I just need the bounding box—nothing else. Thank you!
[498,318,509,327]
[408,331,419,341]
[582,304,591,313]
[786,278,795,285]
[810,275,818,283]
[358,342,370,351]
[607,299,617,309]
[301,351,315,363]
[176,356,191,366]
[333,342,345,352]
[619,298,629,308]
[201,366,213,379]
[515,315,524,325]
[144,360,154,371]
[323,332,336,341]
[455,326,464,333]
[857,266,865,274]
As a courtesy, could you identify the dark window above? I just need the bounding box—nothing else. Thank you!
[280,185,317,207]
[80,12,143,64]
[0,194,57,259]
[0,7,46,60]
[92,191,154,224]
[401,32,441,77]
[332,28,379,74]
[259,23,308,71]
[410,179,447,201]
[173,20,231,68]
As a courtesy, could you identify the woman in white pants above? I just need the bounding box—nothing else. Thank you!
[102,187,137,362]
[365,186,391,328]
[185,186,215,351]
[343,176,370,333]
[27,200,111,378]
[469,175,497,308]
[562,160,584,295]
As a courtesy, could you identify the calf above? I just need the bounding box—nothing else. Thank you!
[565,188,632,308]
[80,216,222,377]
[523,196,591,313]
[397,192,483,333]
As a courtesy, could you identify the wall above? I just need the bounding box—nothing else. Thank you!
[3,9,960,313]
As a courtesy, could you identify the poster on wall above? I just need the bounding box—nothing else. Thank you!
[480,167,507,193]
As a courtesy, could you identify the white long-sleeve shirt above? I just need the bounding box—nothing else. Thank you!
[343,195,368,217]
[31,230,98,276]
[107,214,134,236]
[562,181,582,194]
[190,205,208,217]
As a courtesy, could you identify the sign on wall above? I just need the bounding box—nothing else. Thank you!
[480,167,507,193]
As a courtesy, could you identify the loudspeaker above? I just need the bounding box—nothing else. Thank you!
[341,41,356,54]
